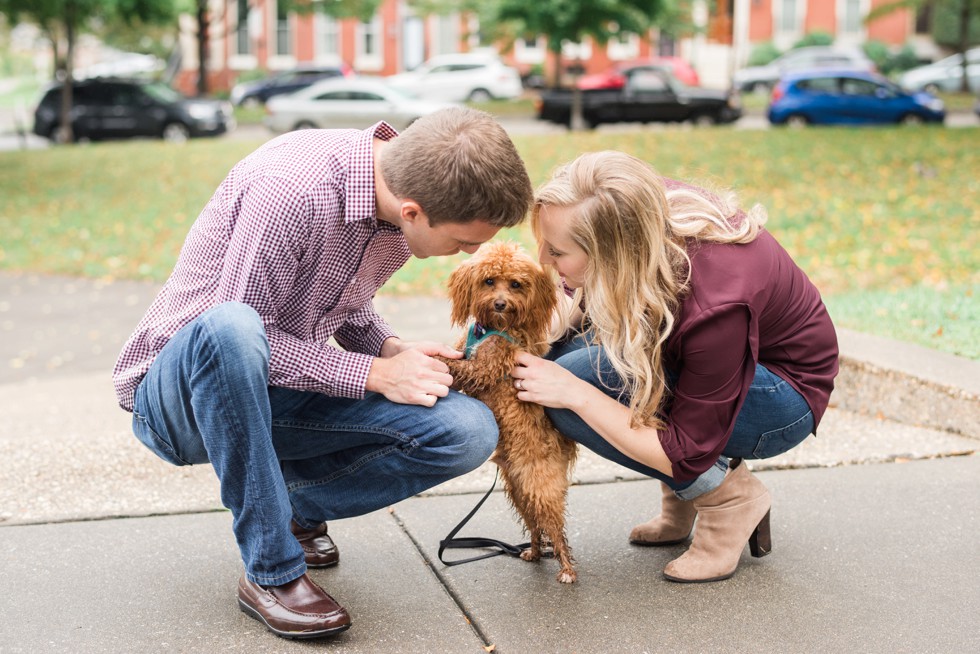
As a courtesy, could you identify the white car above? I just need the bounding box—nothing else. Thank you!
[734,46,875,93]
[899,47,980,94]
[263,78,456,133]
[386,53,524,103]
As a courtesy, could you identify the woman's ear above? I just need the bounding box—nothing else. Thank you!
[446,261,476,328]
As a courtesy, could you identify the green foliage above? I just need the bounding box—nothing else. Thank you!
[792,31,834,48]
[864,41,926,75]
[867,0,980,50]
[747,42,781,66]
[283,0,384,22]
[862,40,891,70]
[931,0,980,48]
[888,44,922,72]
[496,0,668,54]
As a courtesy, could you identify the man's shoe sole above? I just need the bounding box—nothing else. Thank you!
[238,598,351,639]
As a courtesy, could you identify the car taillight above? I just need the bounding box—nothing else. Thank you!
[770,83,785,104]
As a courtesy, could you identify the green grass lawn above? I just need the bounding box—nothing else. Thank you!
[1,126,977,358]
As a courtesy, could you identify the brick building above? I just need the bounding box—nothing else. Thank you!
[173,0,933,95]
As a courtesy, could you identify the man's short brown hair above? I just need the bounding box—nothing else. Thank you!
[380,107,532,227]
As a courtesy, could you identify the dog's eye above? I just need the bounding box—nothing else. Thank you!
[510,281,522,290]
[484,278,494,286]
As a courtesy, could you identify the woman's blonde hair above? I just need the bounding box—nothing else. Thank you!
[532,151,767,429]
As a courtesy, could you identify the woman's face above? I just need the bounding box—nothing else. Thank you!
[536,204,590,289]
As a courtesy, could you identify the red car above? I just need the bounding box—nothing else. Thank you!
[578,57,701,90]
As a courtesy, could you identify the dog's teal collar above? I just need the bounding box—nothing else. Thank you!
[464,322,516,359]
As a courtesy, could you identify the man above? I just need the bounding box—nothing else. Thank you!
[112,107,533,639]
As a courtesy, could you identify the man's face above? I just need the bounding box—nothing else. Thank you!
[401,209,501,259]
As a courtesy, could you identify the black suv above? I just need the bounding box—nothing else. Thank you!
[229,65,352,106]
[33,78,234,142]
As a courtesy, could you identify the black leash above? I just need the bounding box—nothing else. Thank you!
[438,470,530,566]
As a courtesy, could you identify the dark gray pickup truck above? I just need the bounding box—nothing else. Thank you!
[535,67,742,129]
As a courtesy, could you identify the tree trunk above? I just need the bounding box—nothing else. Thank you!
[58,4,76,143]
[196,0,209,96]
[957,0,971,92]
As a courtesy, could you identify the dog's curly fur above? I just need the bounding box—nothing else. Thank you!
[443,242,579,583]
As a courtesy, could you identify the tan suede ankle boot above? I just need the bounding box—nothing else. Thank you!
[663,460,771,583]
[629,482,697,546]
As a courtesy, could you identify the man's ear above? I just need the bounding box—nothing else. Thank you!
[399,200,425,225]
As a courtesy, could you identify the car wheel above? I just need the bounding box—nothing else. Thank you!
[162,122,190,143]
[692,113,716,127]
[293,121,317,130]
[901,113,924,126]
[467,88,493,103]
[786,114,808,128]
[923,83,941,95]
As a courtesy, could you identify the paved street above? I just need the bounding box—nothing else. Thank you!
[0,272,978,652]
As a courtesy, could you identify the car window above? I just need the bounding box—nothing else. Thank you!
[628,70,670,91]
[816,55,853,66]
[142,83,182,104]
[428,65,453,74]
[106,85,143,106]
[314,91,352,100]
[796,77,839,93]
[348,91,385,101]
[840,78,879,96]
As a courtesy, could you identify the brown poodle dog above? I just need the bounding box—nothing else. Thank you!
[442,242,579,584]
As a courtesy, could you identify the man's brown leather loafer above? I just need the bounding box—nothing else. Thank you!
[290,520,339,568]
[238,573,351,639]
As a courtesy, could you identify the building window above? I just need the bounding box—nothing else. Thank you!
[838,0,866,36]
[773,0,805,48]
[236,0,250,55]
[356,16,383,71]
[434,14,459,55]
[315,13,341,63]
[608,32,640,61]
[276,1,291,56]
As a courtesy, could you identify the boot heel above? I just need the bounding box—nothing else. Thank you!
[748,510,772,558]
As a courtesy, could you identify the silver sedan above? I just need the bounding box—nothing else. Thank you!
[264,77,458,133]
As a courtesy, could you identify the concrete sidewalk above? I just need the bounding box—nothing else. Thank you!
[1,272,978,653]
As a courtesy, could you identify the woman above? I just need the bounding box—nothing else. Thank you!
[510,151,838,583]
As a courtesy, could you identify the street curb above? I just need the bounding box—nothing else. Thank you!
[835,327,980,439]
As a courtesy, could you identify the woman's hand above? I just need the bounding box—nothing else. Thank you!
[511,350,585,409]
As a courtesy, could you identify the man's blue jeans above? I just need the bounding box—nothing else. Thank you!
[131,302,498,586]
[544,339,814,500]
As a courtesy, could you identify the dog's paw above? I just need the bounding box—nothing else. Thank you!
[557,569,577,584]
[520,549,541,562]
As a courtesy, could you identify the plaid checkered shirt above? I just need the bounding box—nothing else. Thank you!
[112,122,409,411]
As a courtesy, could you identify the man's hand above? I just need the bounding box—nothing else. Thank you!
[368,340,463,406]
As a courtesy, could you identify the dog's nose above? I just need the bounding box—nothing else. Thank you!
[494,300,507,312]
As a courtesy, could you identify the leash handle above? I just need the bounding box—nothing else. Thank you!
[438,470,530,567]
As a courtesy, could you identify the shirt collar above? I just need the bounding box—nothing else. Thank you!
[344,121,400,226]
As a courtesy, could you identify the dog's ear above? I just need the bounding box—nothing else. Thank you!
[446,259,477,328]
[522,262,561,344]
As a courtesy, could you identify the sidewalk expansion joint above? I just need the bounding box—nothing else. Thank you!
[386,506,495,651]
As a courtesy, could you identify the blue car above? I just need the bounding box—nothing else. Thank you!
[768,70,945,126]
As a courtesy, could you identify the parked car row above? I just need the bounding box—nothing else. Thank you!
[31,47,976,142]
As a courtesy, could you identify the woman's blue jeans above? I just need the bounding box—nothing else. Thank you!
[544,338,814,500]
[131,302,498,586]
